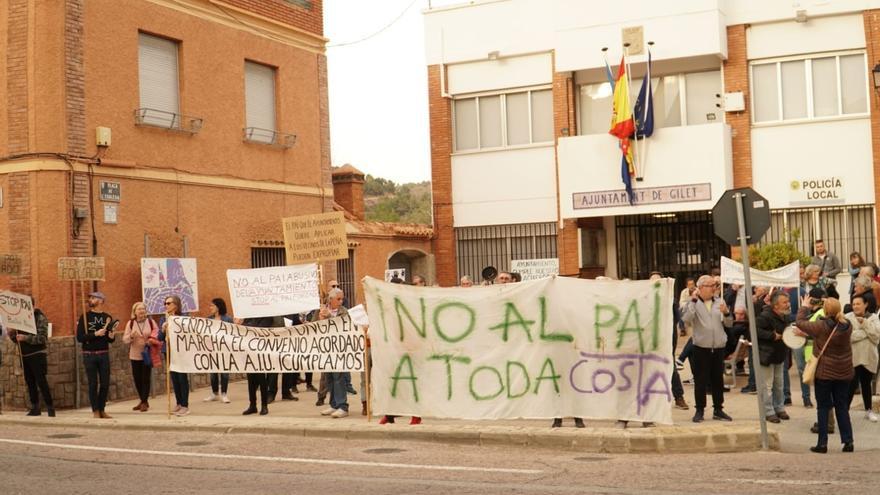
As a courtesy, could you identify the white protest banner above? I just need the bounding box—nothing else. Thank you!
[0,290,36,334]
[364,276,674,423]
[348,304,370,326]
[510,258,559,281]
[167,314,364,373]
[227,264,320,319]
[720,256,800,288]
[384,268,405,282]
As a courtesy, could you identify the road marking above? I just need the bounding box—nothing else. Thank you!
[725,479,857,486]
[0,438,542,475]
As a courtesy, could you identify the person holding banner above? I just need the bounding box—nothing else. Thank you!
[314,289,351,419]
[161,296,191,416]
[76,291,116,419]
[204,298,233,404]
[123,302,160,412]
[8,304,55,417]
[241,315,275,416]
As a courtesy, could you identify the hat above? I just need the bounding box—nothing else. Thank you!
[88,291,106,301]
[808,288,826,299]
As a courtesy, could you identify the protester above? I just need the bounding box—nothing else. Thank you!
[787,283,812,408]
[161,295,190,416]
[280,313,303,402]
[8,302,54,417]
[314,288,351,418]
[240,314,275,415]
[844,294,880,422]
[755,292,791,423]
[123,302,160,412]
[811,239,842,279]
[794,297,854,453]
[804,264,833,295]
[848,252,866,297]
[204,298,233,403]
[459,275,474,288]
[847,276,878,314]
[495,271,514,284]
[681,275,732,423]
[412,274,427,286]
[76,291,116,419]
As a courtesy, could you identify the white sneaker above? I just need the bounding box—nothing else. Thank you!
[321,407,338,416]
[203,393,217,402]
[867,411,879,422]
[176,407,190,416]
[221,394,230,403]
[331,409,349,418]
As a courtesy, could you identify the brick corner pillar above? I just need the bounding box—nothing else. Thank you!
[864,10,880,259]
[724,24,753,189]
[552,66,580,276]
[317,52,338,281]
[427,64,457,286]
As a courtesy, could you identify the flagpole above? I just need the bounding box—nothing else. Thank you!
[637,41,654,181]
[622,43,643,181]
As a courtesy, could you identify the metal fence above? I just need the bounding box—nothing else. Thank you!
[251,247,286,268]
[758,205,876,262]
[455,222,557,283]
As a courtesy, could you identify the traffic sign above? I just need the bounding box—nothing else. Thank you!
[712,187,770,245]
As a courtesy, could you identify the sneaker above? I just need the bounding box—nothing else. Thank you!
[331,409,349,418]
[766,414,781,424]
[712,410,732,422]
[221,394,231,404]
[321,407,337,416]
[204,393,217,402]
[866,411,879,422]
[674,397,689,410]
[175,407,190,416]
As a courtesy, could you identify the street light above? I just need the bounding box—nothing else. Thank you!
[873,63,880,91]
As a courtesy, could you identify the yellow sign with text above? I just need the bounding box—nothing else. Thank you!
[282,212,348,265]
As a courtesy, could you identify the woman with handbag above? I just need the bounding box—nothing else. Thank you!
[123,302,161,412]
[794,297,854,453]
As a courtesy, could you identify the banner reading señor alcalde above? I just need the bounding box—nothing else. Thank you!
[364,276,675,424]
[167,314,364,373]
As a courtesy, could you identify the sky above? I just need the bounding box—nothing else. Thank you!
[324,0,454,184]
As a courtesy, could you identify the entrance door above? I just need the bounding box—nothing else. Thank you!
[615,211,730,291]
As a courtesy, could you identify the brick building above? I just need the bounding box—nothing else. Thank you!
[0,0,331,408]
[424,0,880,289]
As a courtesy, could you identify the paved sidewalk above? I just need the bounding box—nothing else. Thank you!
[2,368,878,454]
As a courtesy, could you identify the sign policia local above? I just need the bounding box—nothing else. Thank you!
[789,176,844,206]
[364,276,675,423]
[167,314,364,373]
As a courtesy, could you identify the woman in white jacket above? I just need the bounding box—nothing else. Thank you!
[844,294,880,422]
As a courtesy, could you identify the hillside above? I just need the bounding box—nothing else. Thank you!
[363,175,432,225]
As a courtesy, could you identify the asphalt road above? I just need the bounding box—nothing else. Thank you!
[0,424,876,495]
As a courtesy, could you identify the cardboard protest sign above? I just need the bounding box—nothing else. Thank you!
[0,254,22,276]
[282,211,348,264]
[227,264,320,319]
[58,257,105,281]
[167,314,364,373]
[141,258,199,315]
[510,258,559,281]
[0,290,36,334]
[364,276,675,424]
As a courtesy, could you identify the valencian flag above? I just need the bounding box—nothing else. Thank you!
[608,57,635,204]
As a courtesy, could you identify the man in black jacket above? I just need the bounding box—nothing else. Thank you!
[8,305,55,417]
[76,291,116,419]
[241,315,275,416]
[755,292,791,423]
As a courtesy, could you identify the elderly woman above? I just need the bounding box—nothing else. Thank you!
[123,302,161,412]
[850,276,878,314]
[794,297,854,453]
[803,264,833,295]
[845,294,880,422]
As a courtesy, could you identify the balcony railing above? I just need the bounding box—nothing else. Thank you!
[243,127,297,149]
[134,108,203,134]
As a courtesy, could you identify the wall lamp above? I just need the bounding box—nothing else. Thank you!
[873,64,880,91]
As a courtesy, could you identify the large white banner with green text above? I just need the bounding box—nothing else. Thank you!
[364,276,675,423]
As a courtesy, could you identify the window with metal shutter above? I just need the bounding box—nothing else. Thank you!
[245,61,277,143]
[138,33,180,127]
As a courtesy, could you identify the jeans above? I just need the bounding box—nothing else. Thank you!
[692,346,725,411]
[782,352,791,402]
[792,346,811,403]
[210,373,229,394]
[328,372,350,412]
[746,348,756,389]
[317,372,330,401]
[23,353,54,411]
[170,371,189,407]
[759,362,785,417]
[83,353,110,412]
[814,378,854,447]
[678,338,694,363]
[849,365,874,411]
[130,359,151,403]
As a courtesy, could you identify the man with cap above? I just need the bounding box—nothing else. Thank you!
[76,291,116,419]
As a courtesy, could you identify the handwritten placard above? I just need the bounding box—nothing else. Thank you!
[282,211,348,264]
[58,257,105,281]
[0,254,22,276]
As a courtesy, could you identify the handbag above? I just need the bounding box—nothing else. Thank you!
[802,323,839,385]
[141,344,153,367]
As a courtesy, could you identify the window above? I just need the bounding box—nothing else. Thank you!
[244,61,277,144]
[577,70,720,135]
[453,88,553,151]
[138,33,180,127]
[751,51,868,123]
[455,223,557,283]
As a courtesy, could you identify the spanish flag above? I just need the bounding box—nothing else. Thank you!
[609,57,634,139]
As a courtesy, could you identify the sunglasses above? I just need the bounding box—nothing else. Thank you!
[164,301,174,306]
[330,284,339,288]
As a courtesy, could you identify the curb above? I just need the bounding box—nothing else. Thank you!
[0,416,780,454]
